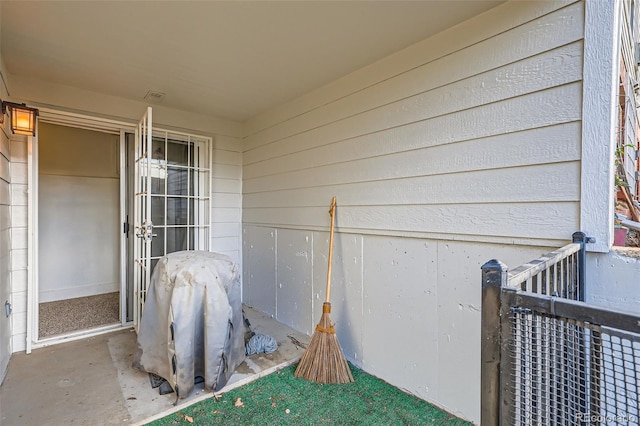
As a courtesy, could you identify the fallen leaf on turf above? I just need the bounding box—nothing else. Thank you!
[271,402,276,408]
[234,397,245,407]
[212,410,220,414]
[177,413,184,418]
[184,415,194,423]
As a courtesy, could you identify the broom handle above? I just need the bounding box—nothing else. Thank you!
[325,196,337,303]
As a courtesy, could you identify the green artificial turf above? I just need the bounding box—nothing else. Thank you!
[150,364,471,425]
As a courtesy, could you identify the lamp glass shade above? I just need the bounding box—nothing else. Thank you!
[11,106,36,136]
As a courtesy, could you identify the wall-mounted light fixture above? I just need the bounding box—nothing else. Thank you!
[0,101,39,136]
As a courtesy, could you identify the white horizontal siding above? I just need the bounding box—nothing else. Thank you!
[243,1,583,246]
[0,126,10,160]
[10,184,27,207]
[10,241,27,269]
[211,178,241,194]
[10,228,27,251]
[8,162,27,185]
[212,163,242,180]
[244,121,581,194]
[245,5,583,154]
[244,162,581,208]
[9,205,26,228]
[0,182,11,204]
[11,270,27,294]
[212,207,241,223]
[211,134,243,151]
[9,270,26,351]
[9,134,28,355]
[0,170,10,376]
[245,0,579,136]
[211,236,240,253]
[212,192,241,208]
[9,137,27,163]
[244,202,578,240]
[10,311,26,351]
[211,135,243,272]
[0,155,10,183]
[211,149,241,166]
[245,40,583,174]
[211,222,242,238]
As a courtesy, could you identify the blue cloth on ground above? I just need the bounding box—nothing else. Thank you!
[245,333,278,355]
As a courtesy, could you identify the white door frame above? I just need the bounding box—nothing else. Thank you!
[119,130,129,326]
[132,107,153,333]
[26,108,135,352]
[26,132,36,354]
[25,107,213,351]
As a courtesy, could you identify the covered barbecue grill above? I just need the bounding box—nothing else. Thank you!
[132,251,247,398]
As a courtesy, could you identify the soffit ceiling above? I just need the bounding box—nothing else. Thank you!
[1,1,502,122]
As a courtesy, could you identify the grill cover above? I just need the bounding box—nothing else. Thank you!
[132,251,246,398]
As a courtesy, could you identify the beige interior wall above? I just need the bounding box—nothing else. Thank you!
[38,123,120,302]
[39,124,118,179]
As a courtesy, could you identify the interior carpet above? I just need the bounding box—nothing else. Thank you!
[39,292,120,338]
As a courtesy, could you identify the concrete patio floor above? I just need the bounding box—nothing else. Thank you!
[0,307,308,425]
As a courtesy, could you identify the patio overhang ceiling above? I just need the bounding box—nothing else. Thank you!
[1,1,503,122]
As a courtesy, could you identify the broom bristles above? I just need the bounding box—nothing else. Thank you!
[294,303,354,384]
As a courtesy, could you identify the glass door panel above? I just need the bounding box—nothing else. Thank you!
[146,133,210,271]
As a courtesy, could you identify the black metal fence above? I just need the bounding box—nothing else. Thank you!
[481,232,640,425]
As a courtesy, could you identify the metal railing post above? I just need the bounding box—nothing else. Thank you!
[571,232,588,302]
[481,259,508,426]
[571,231,598,421]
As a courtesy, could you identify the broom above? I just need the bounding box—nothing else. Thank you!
[294,196,354,384]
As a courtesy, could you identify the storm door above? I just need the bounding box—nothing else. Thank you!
[132,107,211,330]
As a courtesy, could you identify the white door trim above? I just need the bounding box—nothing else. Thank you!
[119,130,130,326]
[132,107,153,333]
[26,133,36,354]
[26,109,135,352]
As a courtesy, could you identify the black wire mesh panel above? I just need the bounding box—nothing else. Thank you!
[597,327,640,425]
[505,309,640,425]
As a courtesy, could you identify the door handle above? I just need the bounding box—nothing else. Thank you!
[136,221,156,240]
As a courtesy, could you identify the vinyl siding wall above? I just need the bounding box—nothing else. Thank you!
[242,1,584,422]
[211,135,243,265]
[0,109,11,381]
[8,134,26,352]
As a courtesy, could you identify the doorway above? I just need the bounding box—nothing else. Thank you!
[37,123,121,338]
[28,109,212,347]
